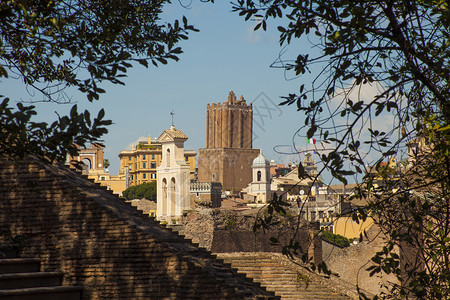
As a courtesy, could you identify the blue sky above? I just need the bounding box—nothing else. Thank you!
[4,1,394,184]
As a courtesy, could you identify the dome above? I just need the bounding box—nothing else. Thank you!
[253,152,269,167]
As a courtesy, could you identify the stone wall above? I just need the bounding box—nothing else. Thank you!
[0,157,276,299]
[180,209,322,265]
[323,225,398,297]
[198,148,260,191]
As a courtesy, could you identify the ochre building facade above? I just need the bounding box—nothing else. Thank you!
[198,91,259,191]
[119,137,196,187]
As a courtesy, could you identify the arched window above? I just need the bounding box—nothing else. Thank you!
[162,178,167,215]
[170,177,176,215]
[257,170,262,182]
[166,149,171,167]
[82,158,92,170]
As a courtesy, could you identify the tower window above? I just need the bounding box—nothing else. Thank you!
[166,149,171,167]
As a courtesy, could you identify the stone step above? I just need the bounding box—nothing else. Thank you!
[0,271,63,289]
[0,286,82,300]
[217,254,349,300]
[0,259,40,274]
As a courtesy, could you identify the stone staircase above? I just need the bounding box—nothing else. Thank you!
[0,258,82,300]
[217,253,349,300]
[127,202,350,299]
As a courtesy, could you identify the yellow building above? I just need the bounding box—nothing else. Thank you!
[333,216,374,239]
[68,144,128,195]
[118,137,196,186]
[88,170,128,196]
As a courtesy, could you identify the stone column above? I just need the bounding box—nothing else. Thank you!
[249,105,253,148]
[206,106,210,148]
[214,108,220,148]
[238,108,243,148]
[222,107,227,148]
[232,108,238,148]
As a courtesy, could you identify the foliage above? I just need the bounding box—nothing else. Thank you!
[0,0,200,162]
[321,230,353,248]
[123,181,157,200]
[0,99,110,163]
[103,158,110,169]
[232,0,449,298]
[0,0,199,103]
[296,271,310,289]
[136,144,161,150]
[223,213,238,232]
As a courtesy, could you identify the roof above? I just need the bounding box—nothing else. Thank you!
[158,125,188,141]
[253,152,269,167]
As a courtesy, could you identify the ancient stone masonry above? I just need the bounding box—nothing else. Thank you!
[199,91,259,191]
[206,91,253,149]
[0,157,278,299]
[180,209,323,266]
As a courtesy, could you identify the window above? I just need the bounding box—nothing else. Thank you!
[257,170,262,181]
[185,156,188,162]
[130,175,133,180]
[100,176,106,181]
[319,211,324,219]
[128,164,132,170]
[128,157,131,161]
[143,173,147,179]
[142,162,147,168]
[166,149,171,167]
[311,211,316,221]
[142,154,146,159]
[151,162,156,169]
[151,173,156,179]
[152,154,155,159]
[212,173,216,181]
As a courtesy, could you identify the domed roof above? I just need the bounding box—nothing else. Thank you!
[253,152,269,167]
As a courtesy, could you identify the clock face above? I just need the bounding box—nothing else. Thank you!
[99,163,102,167]
[300,190,304,195]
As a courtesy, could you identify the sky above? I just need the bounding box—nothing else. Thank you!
[3,1,397,184]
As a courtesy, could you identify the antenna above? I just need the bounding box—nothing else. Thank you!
[170,110,175,127]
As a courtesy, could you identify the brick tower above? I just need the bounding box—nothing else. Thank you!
[198,91,259,191]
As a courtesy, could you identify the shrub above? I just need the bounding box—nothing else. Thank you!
[321,230,353,248]
[123,181,156,200]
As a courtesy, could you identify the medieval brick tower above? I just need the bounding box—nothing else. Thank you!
[198,91,260,191]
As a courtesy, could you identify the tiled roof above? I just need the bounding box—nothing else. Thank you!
[159,125,188,140]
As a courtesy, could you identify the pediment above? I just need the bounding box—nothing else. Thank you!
[157,126,188,142]
[158,132,174,142]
